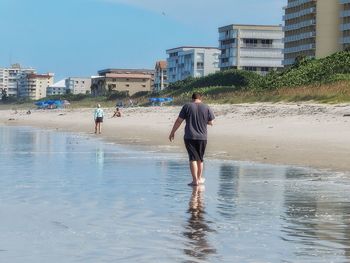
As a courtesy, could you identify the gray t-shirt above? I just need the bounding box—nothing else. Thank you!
[179,102,215,140]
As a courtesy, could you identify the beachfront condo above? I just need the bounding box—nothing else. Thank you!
[0,64,35,98]
[65,77,92,95]
[47,79,67,96]
[91,68,154,97]
[166,46,220,83]
[283,0,346,66]
[218,24,284,75]
[154,61,168,92]
[18,73,54,100]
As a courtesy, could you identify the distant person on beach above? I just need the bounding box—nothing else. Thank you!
[94,104,104,134]
[169,93,215,186]
[26,110,31,115]
[112,107,121,118]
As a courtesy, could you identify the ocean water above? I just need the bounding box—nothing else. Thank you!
[1,126,350,263]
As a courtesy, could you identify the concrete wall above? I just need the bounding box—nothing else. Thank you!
[316,0,343,58]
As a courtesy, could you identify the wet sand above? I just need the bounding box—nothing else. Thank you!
[1,103,350,171]
[2,126,350,262]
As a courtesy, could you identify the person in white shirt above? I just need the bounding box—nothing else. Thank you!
[94,104,104,134]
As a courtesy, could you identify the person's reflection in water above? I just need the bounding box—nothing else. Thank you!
[183,186,216,262]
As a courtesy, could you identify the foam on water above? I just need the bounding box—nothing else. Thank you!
[1,126,350,263]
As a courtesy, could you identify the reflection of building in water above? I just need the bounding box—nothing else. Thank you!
[282,168,350,261]
[183,186,216,261]
[217,164,240,219]
[95,146,105,172]
[219,164,287,219]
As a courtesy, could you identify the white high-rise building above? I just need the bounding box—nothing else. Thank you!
[166,46,220,83]
[0,64,35,98]
[218,24,284,75]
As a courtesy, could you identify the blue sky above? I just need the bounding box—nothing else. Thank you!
[0,0,285,80]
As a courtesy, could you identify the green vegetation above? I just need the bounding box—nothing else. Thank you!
[158,51,350,104]
[2,51,350,108]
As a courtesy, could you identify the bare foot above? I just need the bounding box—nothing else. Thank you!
[188,182,199,187]
[198,177,206,184]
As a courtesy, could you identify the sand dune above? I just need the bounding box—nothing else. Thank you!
[1,103,350,171]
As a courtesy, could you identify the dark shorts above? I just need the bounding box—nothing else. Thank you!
[95,117,103,123]
[184,139,207,162]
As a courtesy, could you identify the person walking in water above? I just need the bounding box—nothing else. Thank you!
[94,104,104,134]
[169,93,215,186]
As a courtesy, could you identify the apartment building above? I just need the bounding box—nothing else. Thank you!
[283,0,343,66]
[166,46,220,83]
[47,79,67,96]
[18,73,54,100]
[0,64,35,98]
[218,24,284,75]
[91,69,154,96]
[340,0,350,49]
[154,61,168,92]
[66,77,92,95]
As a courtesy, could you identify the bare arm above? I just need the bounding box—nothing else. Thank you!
[208,120,214,126]
[169,117,184,142]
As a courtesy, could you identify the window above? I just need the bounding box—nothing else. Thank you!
[221,39,235,45]
[221,58,229,63]
[142,85,146,88]
[197,62,204,69]
[126,84,130,87]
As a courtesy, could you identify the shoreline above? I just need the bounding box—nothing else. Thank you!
[1,103,350,172]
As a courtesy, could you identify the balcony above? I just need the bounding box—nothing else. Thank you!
[284,43,316,54]
[340,23,350,31]
[240,49,283,59]
[240,43,283,49]
[341,36,350,44]
[340,10,350,18]
[283,7,316,21]
[284,19,316,31]
[284,31,316,43]
[284,0,315,9]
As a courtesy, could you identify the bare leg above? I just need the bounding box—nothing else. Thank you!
[94,122,98,134]
[189,161,199,186]
[197,161,205,184]
[98,123,102,134]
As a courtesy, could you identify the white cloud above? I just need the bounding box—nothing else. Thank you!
[100,0,286,29]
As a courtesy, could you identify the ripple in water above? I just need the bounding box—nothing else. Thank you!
[0,126,350,262]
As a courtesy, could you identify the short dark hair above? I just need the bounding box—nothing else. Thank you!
[192,93,202,100]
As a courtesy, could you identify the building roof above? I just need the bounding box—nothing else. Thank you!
[50,79,66,88]
[155,61,167,70]
[98,68,154,76]
[106,73,153,79]
[166,46,219,52]
[218,24,283,31]
[27,73,54,79]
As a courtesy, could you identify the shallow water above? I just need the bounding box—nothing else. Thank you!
[1,126,350,262]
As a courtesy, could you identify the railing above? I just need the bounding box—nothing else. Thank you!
[284,31,316,42]
[341,36,350,44]
[340,10,350,18]
[283,7,316,21]
[340,23,350,31]
[284,0,315,9]
[284,43,316,54]
[284,19,316,31]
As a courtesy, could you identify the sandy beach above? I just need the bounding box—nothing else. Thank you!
[1,103,350,172]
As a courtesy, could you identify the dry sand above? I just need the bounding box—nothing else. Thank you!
[1,103,350,172]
